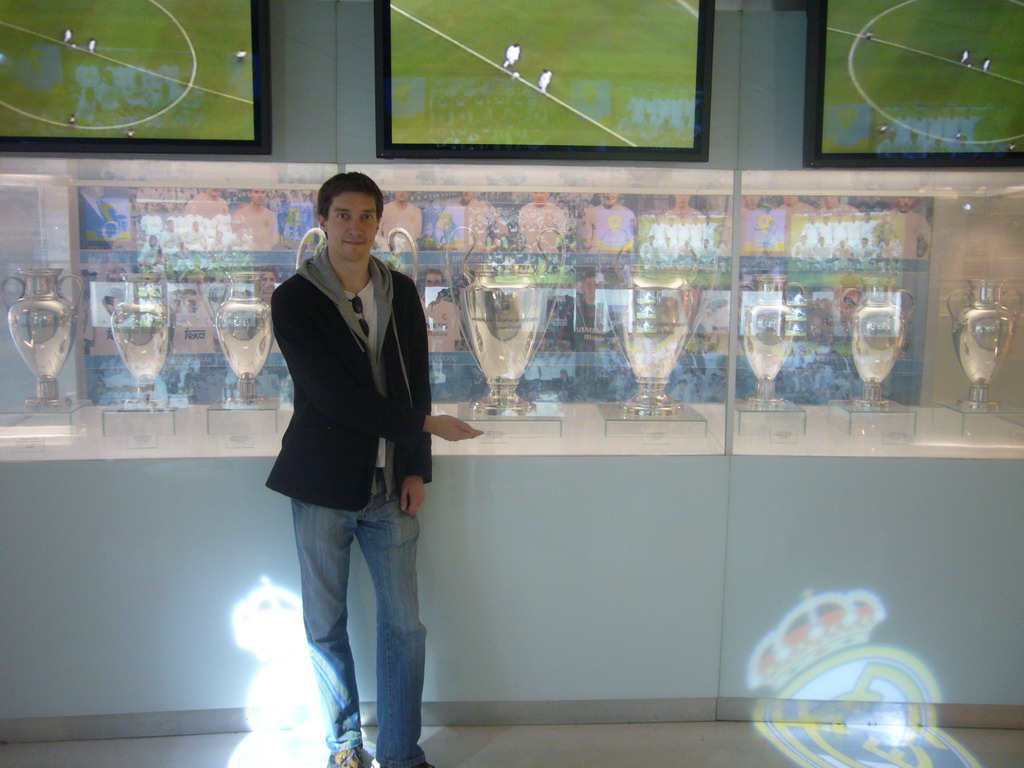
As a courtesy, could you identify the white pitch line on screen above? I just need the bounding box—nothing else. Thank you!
[390,3,637,147]
[829,26,1024,88]
[0,18,252,105]
[669,0,699,19]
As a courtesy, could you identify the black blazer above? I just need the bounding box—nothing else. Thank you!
[266,270,432,510]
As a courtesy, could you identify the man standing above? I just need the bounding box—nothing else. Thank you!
[266,172,482,768]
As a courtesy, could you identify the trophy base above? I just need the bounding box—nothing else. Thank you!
[619,394,683,417]
[103,407,177,437]
[208,400,280,436]
[23,396,74,411]
[829,399,916,439]
[455,402,563,439]
[953,399,1001,413]
[935,400,1024,439]
[599,402,707,438]
[735,400,806,438]
[469,394,535,417]
[847,398,907,412]
[1,400,89,434]
[738,397,801,412]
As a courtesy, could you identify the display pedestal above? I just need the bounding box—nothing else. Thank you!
[0,400,89,434]
[735,401,805,438]
[828,400,916,442]
[102,408,177,442]
[598,402,707,439]
[206,401,280,449]
[457,402,563,440]
[935,401,1024,443]
[207,401,279,435]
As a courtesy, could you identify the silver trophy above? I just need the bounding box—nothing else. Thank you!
[608,261,703,416]
[215,271,273,406]
[447,227,567,415]
[848,279,914,410]
[2,267,85,409]
[111,273,171,408]
[948,278,1020,411]
[742,274,801,409]
[385,226,419,283]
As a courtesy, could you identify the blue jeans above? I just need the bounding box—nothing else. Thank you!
[292,489,427,768]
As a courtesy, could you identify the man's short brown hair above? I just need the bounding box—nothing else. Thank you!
[316,172,384,222]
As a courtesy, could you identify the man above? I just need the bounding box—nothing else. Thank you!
[266,172,482,768]
[517,191,568,253]
[375,191,423,251]
[538,69,552,94]
[232,189,280,252]
[434,191,508,251]
[582,193,636,253]
[503,43,520,69]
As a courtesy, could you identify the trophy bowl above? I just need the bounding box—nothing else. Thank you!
[849,280,914,410]
[948,278,1019,411]
[3,266,84,409]
[447,227,567,416]
[741,274,800,409]
[606,262,703,416]
[215,271,273,406]
[111,273,171,409]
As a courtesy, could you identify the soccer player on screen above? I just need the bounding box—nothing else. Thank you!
[503,44,520,69]
[538,70,552,94]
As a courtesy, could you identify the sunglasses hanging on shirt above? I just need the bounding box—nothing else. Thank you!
[350,295,370,337]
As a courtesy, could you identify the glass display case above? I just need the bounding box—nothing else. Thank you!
[1,159,1021,460]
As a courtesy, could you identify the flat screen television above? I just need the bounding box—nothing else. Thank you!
[375,0,714,161]
[804,0,1024,167]
[0,0,270,154]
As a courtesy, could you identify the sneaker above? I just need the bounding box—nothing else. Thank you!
[329,746,373,768]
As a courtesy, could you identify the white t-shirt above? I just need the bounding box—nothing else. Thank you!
[345,281,386,469]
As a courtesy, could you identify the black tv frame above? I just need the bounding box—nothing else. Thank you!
[374,0,714,162]
[0,0,271,155]
[804,0,1023,168]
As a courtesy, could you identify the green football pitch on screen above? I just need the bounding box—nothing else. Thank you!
[387,0,702,149]
[0,0,257,141]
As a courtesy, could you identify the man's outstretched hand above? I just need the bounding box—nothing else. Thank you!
[424,414,484,442]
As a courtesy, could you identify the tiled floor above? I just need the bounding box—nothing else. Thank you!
[2,721,1022,768]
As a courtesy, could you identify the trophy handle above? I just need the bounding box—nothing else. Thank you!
[1,275,26,309]
[387,227,419,280]
[1002,288,1022,319]
[946,287,969,322]
[59,273,86,312]
[444,226,478,275]
[838,286,861,308]
[894,288,915,318]
[537,227,569,279]
[295,227,326,271]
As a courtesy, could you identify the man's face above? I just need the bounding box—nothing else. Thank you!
[259,271,277,298]
[531,192,550,206]
[581,276,597,302]
[460,191,475,205]
[673,194,690,208]
[320,191,380,264]
[601,193,619,208]
[394,191,410,204]
[424,270,444,287]
[251,189,267,206]
[896,197,915,213]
